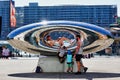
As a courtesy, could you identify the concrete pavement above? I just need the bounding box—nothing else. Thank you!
[0,56,120,80]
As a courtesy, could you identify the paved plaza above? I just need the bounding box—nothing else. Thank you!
[0,56,120,80]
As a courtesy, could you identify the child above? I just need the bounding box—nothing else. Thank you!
[66,50,73,72]
[58,45,67,63]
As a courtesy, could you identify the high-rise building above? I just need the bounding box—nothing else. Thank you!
[0,0,10,40]
[15,7,24,28]
[0,0,16,40]
[20,3,117,28]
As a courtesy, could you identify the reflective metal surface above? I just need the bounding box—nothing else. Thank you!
[7,21,114,55]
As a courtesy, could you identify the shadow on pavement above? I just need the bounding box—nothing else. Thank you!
[8,72,120,80]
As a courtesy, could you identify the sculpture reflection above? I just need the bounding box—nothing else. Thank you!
[45,35,74,48]
[7,21,114,55]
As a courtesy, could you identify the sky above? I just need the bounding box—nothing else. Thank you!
[14,0,120,16]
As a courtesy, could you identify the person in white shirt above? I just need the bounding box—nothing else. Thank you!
[2,46,10,59]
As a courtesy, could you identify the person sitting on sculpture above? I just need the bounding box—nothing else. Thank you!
[46,35,72,47]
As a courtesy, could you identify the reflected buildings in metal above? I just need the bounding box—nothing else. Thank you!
[7,21,114,56]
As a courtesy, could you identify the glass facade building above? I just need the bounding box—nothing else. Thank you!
[0,0,16,40]
[22,3,117,28]
[15,7,24,28]
[0,0,10,40]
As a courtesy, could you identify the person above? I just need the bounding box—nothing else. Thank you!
[2,46,10,59]
[46,35,72,47]
[58,44,67,63]
[74,34,88,74]
[66,49,73,72]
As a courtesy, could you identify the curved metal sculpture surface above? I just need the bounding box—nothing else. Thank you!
[7,21,114,55]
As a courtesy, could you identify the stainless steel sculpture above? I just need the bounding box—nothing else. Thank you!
[7,21,114,55]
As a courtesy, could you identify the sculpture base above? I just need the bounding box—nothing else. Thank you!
[36,56,84,72]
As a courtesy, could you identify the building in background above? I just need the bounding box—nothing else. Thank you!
[16,3,117,28]
[15,7,24,28]
[0,0,10,40]
[0,0,16,40]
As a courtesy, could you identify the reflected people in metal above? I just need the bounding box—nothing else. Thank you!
[7,20,114,56]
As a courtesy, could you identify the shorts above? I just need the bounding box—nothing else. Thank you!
[67,62,72,67]
[75,54,83,61]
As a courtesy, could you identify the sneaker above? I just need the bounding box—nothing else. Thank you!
[70,70,73,73]
[84,67,88,73]
[67,70,69,73]
[75,72,82,75]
